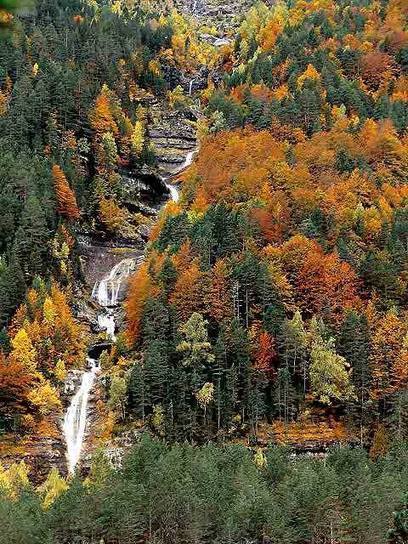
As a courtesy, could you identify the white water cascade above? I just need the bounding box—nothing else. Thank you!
[62,149,196,474]
[92,258,137,308]
[92,257,138,341]
[181,150,196,171]
[98,313,116,341]
[164,150,196,203]
[165,181,180,203]
[63,358,99,474]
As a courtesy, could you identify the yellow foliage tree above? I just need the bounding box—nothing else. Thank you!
[254,448,267,469]
[297,64,321,88]
[0,461,30,500]
[28,382,62,416]
[167,85,189,110]
[99,197,127,233]
[54,359,67,382]
[10,328,37,374]
[38,468,68,509]
[131,120,145,157]
[43,297,56,325]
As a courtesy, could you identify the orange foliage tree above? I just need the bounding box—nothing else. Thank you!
[170,261,208,322]
[253,330,276,378]
[295,245,360,321]
[126,262,154,345]
[89,87,118,136]
[52,165,80,220]
[361,51,396,91]
[191,128,285,203]
[0,352,35,418]
[207,259,234,323]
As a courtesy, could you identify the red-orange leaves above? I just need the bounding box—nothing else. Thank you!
[0,352,34,416]
[295,246,360,320]
[253,330,276,378]
[193,128,285,203]
[52,165,80,221]
[361,51,396,91]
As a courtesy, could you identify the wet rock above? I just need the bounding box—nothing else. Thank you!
[100,428,146,470]
[213,37,231,47]
[72,298,100,332]
[0,426,67,485]
[88,342,113,360]
[77,242,144,291]
[63,370,84,397]
[119,167,169,205]
[138,223,152,241]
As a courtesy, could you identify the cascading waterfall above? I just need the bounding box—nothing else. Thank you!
[165,182,180,203]
[62,148,196,474]
[92,257,138,341]
[63,358,99,474]
[164,150,196,203]
[92,258,137,308]
[182,150,196,170]
[98,313,116,341]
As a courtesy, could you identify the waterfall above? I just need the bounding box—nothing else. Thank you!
[98,312,116,342]
[62,149,195,474]
[181,150,196,170]
[63,358,99,475]
[165,182,180,203]
[164,150,196,204]
[92,258,137,307]
[92,257,138,340]
[189,79,195,96]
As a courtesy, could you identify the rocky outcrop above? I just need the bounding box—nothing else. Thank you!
[147,102,198,176]
[77,242,144,291]
[0,433,66,486]
[174,0,276,34]
[119,166,170,208]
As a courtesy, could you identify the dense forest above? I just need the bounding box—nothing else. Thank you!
[2,437,408,544]
[0,0,408,542]
[126,0,408,447]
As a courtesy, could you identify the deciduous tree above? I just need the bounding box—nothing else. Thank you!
[52,165,80,221]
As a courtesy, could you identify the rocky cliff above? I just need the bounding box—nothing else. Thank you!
[174,0,276,33]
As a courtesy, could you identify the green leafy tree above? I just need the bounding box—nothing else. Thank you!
[176,313,215,369]
[310,335,355,405]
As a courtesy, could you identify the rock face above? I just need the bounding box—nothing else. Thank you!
[174,0,275,33]
[148,102,198,176]
[0,433,66,486]
[119,166,170,209]
[77,241,144,292]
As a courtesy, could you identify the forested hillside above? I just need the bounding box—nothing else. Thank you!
[0,0,222,437]
[0,0,408,542]
[126,0,408,449]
